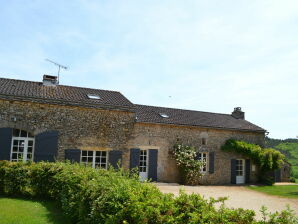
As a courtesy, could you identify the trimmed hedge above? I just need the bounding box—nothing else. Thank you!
[0,161,297,224]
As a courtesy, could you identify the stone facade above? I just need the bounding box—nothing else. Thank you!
[126,123,265,184]
[0,99,135,160]
[0,98,266,184]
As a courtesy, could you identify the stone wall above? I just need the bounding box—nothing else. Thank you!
[0,98,266,184]
[126,123,265,184]
[0,99,135,160]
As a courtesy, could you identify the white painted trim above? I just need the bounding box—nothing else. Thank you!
[10,136,35,162]
[198,152,209,174]
[236,159,245,184]
[80,150,108,169]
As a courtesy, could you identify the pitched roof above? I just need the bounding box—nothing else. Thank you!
[135,104,265,132]
[0,77,134,111]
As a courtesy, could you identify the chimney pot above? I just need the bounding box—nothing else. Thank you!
[232,107,245,119]
[42,74,58,86]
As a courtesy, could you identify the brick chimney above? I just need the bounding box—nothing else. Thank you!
[231,107,245,119]
[43,74,58,86]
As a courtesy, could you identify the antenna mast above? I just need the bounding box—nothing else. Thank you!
[45,59,68,84]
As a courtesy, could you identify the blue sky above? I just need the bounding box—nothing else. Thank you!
[0,0,297,139]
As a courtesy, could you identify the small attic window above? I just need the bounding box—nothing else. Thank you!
[87,94,101,100]
[201,138,207,145]
[159,113,169,118]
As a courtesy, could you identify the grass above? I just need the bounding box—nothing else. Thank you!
[247,185,298,199]
[0,196,70,224]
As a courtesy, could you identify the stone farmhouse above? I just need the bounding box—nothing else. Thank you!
[0,75,267,184]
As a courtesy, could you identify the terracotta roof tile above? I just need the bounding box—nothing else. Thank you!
[0,77,134,111]
[135,104,265,132]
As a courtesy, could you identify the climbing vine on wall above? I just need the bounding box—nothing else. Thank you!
[172,143,203,185]
[221,139,285,173]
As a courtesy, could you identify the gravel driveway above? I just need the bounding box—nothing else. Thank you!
[155,183,298,219]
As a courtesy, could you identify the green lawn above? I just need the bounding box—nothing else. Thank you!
[247,185,298,198]
[0,196,70,224]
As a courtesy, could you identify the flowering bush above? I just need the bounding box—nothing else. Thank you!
[172,143,203,185]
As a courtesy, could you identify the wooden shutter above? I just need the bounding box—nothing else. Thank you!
[231,159,236,184]
[245,159,251,184]
[130,148,140,169]
[148,149,158,181]
[34,131,59,162]
[65,149,81,163]
[274,169,281,182]
[0,128,13,160]
[108,150,123,169]
[209,152,215,174]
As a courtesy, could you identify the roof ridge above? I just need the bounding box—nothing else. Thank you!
[0,77,121,94]
[135,104,232,117]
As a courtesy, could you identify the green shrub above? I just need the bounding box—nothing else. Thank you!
[289,177,296,183]
[222,139,285,184]
[0,161,297,224]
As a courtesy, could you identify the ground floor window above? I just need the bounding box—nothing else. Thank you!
[198,152,208,173]
[11,129,35,162]
[139,150,148,173]
[80,150,108,169]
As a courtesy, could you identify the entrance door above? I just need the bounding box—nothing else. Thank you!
[236,159,245,184]
[139,150,148,181]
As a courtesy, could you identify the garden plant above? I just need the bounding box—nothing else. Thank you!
[0,161,297,224]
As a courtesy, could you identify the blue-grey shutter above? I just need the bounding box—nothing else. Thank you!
[130,148,140,169]
[274,169,281,182]
[108,150,122,169]
[209,152,215,174]
[231,159,236,184]
[148,149,158,181]
[65,149,81,163]
[245,159,251,184]
[34,131,59,162]
[0,128,13,160]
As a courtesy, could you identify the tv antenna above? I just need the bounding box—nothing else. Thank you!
[45,59,68,84]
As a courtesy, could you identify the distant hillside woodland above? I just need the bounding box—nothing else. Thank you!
[265,137,298,179]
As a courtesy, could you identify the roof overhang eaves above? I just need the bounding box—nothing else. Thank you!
[136,121,266,133]
[0,94,136,113]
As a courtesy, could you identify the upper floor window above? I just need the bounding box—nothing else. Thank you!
[81,150,108,169]
[201,138,207,145]
[11,129,35,162]
[198,152,208,173]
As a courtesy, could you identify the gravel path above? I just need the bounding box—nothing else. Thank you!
[155,183,298,219]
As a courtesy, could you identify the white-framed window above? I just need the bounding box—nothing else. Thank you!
[11,129,35,162]
[80,150,108,169]
[198,152,208,173]
[236,159,244,176]
[139,150,148,173]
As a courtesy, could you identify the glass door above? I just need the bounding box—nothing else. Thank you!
[139,150,148,181]
[236,159,245,184]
